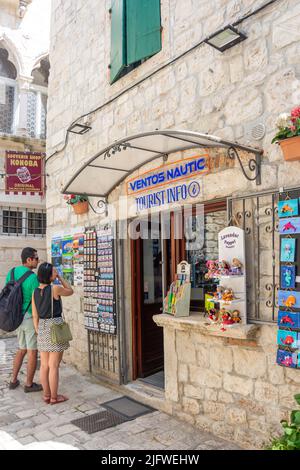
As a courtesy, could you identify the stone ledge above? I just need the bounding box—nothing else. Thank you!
[153,313,259,340]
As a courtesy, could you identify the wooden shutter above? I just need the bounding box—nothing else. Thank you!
[110,0,126,84]
[126,0,162,66]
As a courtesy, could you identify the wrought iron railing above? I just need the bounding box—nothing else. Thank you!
[0,207,46,237]
[87,330,119,380]
[228,189,280,324]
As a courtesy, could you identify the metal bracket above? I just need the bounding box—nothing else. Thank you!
[228,146,261,185]
[104,142,131,160]
[87,198,108,216]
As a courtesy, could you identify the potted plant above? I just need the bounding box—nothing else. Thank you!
[272,106,300,161]
[64,194,89,215]
[266,394,300,450]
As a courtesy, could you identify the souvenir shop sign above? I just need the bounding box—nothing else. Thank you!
[5,151,45,195]
[127,154,209,196]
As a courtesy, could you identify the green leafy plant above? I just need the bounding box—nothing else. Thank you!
[64,194,88,206]
[267,394,300,450]
[272,106,300,144]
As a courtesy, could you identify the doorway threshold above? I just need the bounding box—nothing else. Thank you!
[122,379,169,414]
[139,370,165,390]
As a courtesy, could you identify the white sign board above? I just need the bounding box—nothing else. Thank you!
[177,261,191,279]
[218,227,247,324]
[218,227,246,266]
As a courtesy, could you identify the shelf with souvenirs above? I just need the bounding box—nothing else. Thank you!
[276,190,300,370]
[204,227,247,329]
[164,261,191,317]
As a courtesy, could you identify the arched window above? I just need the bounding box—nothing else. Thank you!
[27,58,49,139]
[0,48,17,135]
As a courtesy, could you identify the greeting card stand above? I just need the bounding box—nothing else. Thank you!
[217,227,247,325]
[164,261,191,318]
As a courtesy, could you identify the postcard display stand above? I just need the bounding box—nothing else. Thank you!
[83,224,117,335]
[217,227,247,325]
[277,192,300,370]
[164,261,191,317]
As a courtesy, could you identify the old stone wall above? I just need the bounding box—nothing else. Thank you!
[162,322,299,450]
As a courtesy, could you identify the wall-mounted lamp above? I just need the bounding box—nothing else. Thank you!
[68,123,92,135]
[204,25,247,52]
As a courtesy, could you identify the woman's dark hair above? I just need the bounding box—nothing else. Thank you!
[37,262,53,285]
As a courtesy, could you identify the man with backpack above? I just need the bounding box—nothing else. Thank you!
[5,247,42,393]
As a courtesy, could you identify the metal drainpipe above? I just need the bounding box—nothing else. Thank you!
[116,220,127,385]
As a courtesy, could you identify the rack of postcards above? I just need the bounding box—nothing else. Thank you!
[96,224,117,335]
[83,224,117,335]
[83,228,98,331]
[277,191,300,370]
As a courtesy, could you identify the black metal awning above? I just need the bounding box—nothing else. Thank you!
[62,129,263,198]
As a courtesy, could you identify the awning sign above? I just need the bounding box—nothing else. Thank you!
[5,151,45,196]
[127,154,209,196]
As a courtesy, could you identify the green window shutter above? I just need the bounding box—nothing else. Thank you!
[110,0,126,84]
[126,0,162,66]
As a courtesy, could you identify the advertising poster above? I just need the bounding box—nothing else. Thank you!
[51,237,63,285]
[62,235,74,284]
[73,233,84,261]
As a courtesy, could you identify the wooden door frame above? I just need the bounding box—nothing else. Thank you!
[131,236,142,381]
[131,199,227,380]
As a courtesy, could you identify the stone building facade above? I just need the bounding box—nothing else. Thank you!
[47,0,300,448]
[0,0,51,294]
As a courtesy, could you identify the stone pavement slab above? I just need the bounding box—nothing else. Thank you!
[0,337,242,450]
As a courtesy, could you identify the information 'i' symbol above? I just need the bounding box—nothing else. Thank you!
[188,181,201,198]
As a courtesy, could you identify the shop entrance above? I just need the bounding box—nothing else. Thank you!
[131,213,185,380]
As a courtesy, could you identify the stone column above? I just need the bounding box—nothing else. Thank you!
[15,76,32,137]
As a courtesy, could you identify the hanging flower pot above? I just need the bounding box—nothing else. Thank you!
[64,194,89,214]
[72,200,89,215]
[272,107,300,162]
[279,136,300,162]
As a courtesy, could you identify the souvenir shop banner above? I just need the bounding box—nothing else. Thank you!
[277,191,300,370]
[5,151,45,195]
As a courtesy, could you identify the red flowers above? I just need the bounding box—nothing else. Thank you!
[291,106,300,123]
[273,105,300,144]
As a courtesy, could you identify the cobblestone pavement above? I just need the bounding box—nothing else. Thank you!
[0,338,241,450]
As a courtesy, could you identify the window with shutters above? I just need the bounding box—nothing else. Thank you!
[110,0,162,84]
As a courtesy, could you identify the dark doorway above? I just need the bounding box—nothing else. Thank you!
[131,213,185,380]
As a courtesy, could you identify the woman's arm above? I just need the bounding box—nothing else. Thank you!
[31,293,39,334]
[54,274,74,298]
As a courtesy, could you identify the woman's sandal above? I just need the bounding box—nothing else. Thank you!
[43,395,51,404]
[50,395,69,405]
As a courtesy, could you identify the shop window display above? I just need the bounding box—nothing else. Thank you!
[185,210,227,311]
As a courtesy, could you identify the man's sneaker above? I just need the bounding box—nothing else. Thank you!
[24,382,43,393]
[9,380,20,390]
